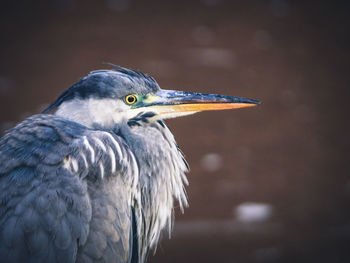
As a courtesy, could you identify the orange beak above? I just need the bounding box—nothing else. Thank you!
[142,89,260,115]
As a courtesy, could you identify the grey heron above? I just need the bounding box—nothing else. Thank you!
[0,65,259,263]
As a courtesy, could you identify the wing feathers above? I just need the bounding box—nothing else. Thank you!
[0,115,138,263]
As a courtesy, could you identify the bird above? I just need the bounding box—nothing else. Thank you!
[0,65,259,263]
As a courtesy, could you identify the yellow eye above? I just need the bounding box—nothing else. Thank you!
[125,95,137,105]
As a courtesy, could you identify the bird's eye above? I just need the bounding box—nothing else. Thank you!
[125,95,137,105]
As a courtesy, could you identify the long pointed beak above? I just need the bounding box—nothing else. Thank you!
[142,90,260,116]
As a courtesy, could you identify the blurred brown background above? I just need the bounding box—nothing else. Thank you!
[1,0,350,262]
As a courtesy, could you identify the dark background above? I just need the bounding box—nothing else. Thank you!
[1,1,350,262]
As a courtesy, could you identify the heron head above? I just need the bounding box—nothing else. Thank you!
[46,66,259,128]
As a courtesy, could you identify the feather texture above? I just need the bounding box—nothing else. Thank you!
[0,115,139,263]
[0,113,189,263]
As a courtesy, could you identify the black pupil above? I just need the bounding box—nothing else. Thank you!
[127,96,135,103]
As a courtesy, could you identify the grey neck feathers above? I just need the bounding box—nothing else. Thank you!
[55,102,189,258]
[116,119,189,258]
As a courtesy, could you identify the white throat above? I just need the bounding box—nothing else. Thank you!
[55,98,200,128]
[55,98,130,128]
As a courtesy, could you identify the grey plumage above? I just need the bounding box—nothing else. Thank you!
[0,66,259,263]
